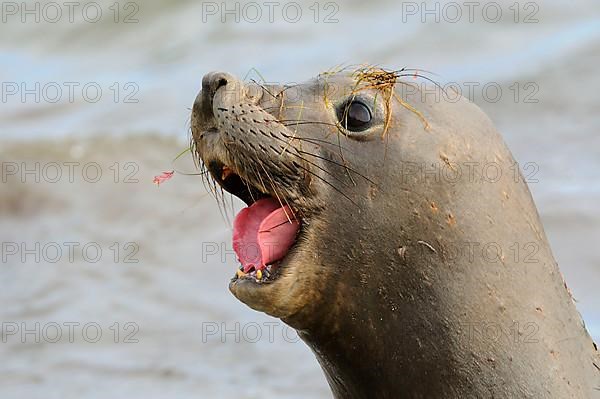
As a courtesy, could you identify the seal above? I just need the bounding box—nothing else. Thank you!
[190,67,600,398]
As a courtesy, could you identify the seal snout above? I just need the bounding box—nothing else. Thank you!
[202,71,252,113]
[190,70,328,314]
[192,72,237,126]
[191,72,307,288]
[201,71,233,107]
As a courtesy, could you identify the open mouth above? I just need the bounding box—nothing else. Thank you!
[207,160,301,284]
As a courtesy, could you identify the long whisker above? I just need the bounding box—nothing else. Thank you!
[296,149,377,186]
[294,162,359,208]
[234,157,257,205]
[250,161,269,194]
[219,185,231,225]
[266,135,359,185]
[278,121,340,128]
[250,79,277,99]
[262,105,321,113]
[211,176,229,225]
[280,100,304,156]
[258,162,295,222]
[336,108,358,186]
[396,73,447,95]
[391,67,440,76]
[173,170,210,176]
[281,135,356,154]
[291,154,351,188]
[277,84,301,96]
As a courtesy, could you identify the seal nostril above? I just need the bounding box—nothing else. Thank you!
[217,78,228,89]
[201,72,233,102]
[196,72,239,123]
[209,76,229,103]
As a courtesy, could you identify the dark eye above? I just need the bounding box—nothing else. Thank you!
[338,100,372,132]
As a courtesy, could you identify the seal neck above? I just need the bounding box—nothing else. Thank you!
[293,273,463,398]
[284,223,599,398]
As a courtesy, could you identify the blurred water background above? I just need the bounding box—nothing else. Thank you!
[1,0,599,397]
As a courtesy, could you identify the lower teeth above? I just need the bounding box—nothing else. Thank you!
[236,263,278,282]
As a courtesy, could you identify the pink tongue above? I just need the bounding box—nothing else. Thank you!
[232,198,300,273]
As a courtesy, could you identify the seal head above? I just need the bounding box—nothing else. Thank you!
[191,68,600,398]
